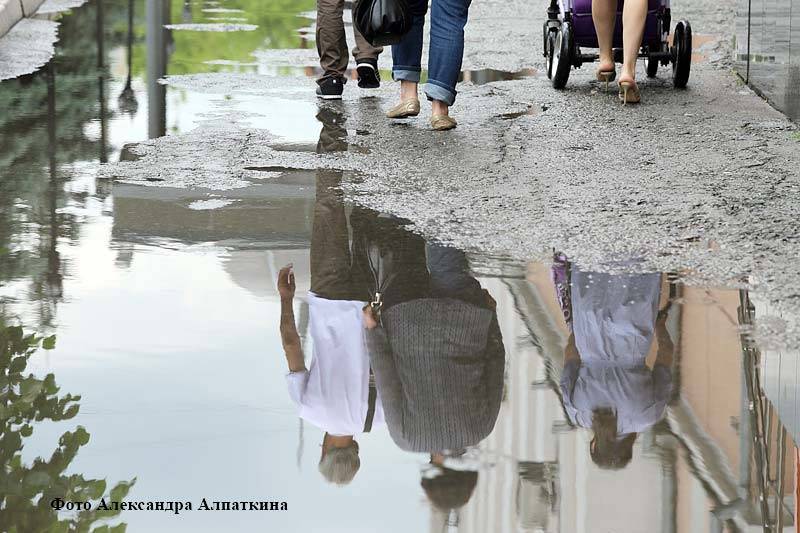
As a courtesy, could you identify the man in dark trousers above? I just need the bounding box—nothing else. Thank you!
[315,0,383,99]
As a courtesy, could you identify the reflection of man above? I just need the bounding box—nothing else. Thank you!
[276,105,382,486]
[558,265,674,470]
[362,224,505,513]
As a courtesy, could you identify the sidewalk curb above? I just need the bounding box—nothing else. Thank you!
[0,0,44,39]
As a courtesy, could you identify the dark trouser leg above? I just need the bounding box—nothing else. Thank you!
[316,0,349,82]
[351,7,383,63]
[311,171,358,299]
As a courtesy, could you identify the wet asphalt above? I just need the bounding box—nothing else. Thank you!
[98,0,800,348]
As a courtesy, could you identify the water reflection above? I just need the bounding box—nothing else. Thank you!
[0,0,797,531]
[556,258,673,470]
[146,0,170,138]
[0,323,133,530]
[277,104,379,486]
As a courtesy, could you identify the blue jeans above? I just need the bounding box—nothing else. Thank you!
[391,0,472,106]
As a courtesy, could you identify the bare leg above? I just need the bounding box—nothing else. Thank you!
[620,0,647,83]
[592,0,617,72]
[431,99,449,117]
[400,80,418,102]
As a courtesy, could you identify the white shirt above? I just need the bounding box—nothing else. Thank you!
[286,292,384,436]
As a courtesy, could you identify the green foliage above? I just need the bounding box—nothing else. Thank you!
[128,0,316,76]
[0,323,134,532]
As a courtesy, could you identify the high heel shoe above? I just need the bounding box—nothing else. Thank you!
[386,99,420,119]
[618,80,641,105]
[596,68,616,92]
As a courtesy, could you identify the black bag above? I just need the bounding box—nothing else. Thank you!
[353,0,412,47]
[351,211,429,321]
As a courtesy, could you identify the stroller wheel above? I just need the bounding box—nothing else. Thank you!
[542,21,550,60]
[645,55,658,78]
[551,21,573,89]
[672,20,692,88]
[546,32,557,79]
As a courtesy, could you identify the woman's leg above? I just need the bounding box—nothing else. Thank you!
[426,0,472,115]
[391,0,427,102]
[621,0,647,82]
[591,0,617,72]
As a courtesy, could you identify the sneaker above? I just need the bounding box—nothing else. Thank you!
[356,59,380,89]
[316,76,344,100]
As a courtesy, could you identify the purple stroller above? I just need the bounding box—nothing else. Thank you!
[542,0,692,89]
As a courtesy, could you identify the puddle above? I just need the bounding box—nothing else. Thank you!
[498,105,541,120]
[164,23,258,32]
[0,0,796,532]
[459,67,537,84]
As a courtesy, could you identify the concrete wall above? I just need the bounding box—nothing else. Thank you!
[0,0,24,37]
[19,0,43,16]
[735,0,800,121]
[0,0,45,38]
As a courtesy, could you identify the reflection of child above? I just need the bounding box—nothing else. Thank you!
[555,260,674,470]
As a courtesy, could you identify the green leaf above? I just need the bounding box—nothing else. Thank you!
[86,479,106,499]
[110,479,135,502]
[24,471,51,487]
[63,404,80,419]
[9,356,27,374]
[74,426,90,446]
[45,522,69,533]
[108,524,127,533]
[7,326,23,344]
[19,379,44,402]
[42,335,56,350]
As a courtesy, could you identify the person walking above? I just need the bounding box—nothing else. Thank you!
[316,0,383,99]
[591,0,648,103]
[385,0,473,130]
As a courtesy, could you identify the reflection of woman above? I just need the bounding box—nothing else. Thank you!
[558,264,674,469]
[362,224,505,513]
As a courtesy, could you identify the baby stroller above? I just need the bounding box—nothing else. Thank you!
[542,0,692,89]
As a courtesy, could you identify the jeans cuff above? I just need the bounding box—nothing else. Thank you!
[392,68,421,83]
[425,80,456,106]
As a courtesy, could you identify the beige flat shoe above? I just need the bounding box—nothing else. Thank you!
[386,99,420,118]
[430,114,457,131]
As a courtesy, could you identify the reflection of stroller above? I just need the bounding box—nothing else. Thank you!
[542,0,692,89]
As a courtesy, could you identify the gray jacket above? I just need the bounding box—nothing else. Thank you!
[367,298,505,453]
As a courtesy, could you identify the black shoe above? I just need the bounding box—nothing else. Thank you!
[316,76,344,100]
[356,59,380,89]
